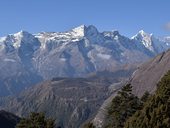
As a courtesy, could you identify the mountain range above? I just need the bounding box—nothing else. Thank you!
[0,25,170,96]
[0,25,170,127]
[0,69,133,128]
[1,48,170,128]
[92,49,170,128]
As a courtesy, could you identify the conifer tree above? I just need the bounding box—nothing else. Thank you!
[105,84,142,128]
[16,112,55,128]
[125,71,170,128]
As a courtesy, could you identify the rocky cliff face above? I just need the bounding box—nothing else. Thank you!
[0,72,131,128]
[0,25,169,96]
[130,49,170,97]
[92,49,170,128]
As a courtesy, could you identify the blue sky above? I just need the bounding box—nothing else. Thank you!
[0,0,170,37]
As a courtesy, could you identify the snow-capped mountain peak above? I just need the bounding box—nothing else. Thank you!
[0,30,40,52]
[14,30,29,36]
[71,25,86,37]
[138,30,148,35]
[132,30,151,39]
[132,30,154,51]
[11,30,39,50]
[13,30,34,41]
[131,30,170,53]
[0,25,170,97]
[71,25,99,38]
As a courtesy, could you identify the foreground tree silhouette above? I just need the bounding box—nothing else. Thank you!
[16,112,55,128]
[105,84,142,128]
[83,122,96,128]
[125,71,170,128]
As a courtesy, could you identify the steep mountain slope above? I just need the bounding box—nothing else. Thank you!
[0,31,43,96]
[91,49,170,128]
[0,110,20,128]
[130,49,170,97]
[0,25,169,96]
[0,73,131,128]
[33,25,155,79]
[125,71,170,128]
[93,70,170,128]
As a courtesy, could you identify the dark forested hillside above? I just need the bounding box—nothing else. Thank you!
[0,110,20,128]
[86,70,170,128]
[125,71,170,128]
[103,84,143,128]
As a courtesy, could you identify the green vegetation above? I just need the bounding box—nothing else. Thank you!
[125,70,170,128]
[83,122,96,128]
[104,84,142,128]
[140,91,150,102]
[16,71,170,128]
[16,112,55,128]
[105,70,170,128]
